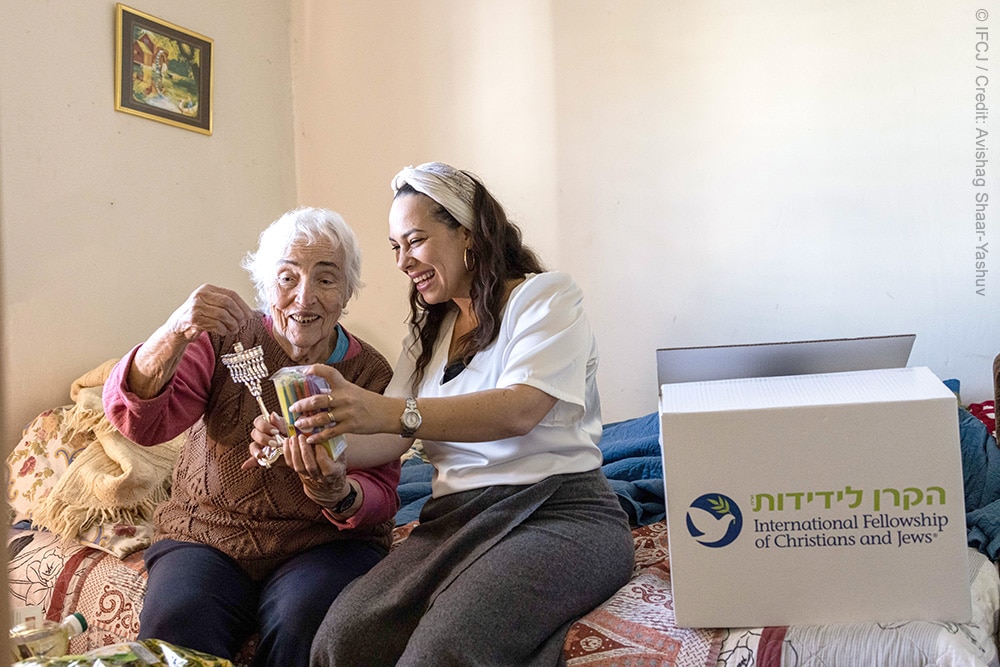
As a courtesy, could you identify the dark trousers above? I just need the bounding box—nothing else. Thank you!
[140,538,384,667]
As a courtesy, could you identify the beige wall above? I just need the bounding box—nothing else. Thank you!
[2,0,999,443]
[294,0,1000,423]
[0,1,298,453]
[289,0,560,370]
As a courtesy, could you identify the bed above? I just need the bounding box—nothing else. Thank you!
[6,359,1000,666]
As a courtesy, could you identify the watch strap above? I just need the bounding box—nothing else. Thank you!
[331,481,358,514]
[400,397,422,438]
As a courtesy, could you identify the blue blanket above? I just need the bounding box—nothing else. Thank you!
[394,412,666,527]
[961,407,1000,558]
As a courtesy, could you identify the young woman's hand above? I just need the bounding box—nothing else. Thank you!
[287,365,395,440]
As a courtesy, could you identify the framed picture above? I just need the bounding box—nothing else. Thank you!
[114,4,213,135]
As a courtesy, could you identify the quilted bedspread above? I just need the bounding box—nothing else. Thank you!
[10,518,998,667]
[7,520,721,665]
[8,404,1000,666]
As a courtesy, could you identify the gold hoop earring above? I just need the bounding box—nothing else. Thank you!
[464,248,476,272]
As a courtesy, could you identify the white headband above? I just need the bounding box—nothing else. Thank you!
[390,162,477,230]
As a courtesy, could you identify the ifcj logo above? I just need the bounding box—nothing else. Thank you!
[685,493,743,547]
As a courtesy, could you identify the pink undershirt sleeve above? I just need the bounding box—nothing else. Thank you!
[102,333,216,446]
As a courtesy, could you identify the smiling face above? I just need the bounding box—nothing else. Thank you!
[389,193,473,305]
[270,238,348,363]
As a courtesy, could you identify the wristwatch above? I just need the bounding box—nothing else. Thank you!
[331,482,358,514]
[400,397,422,438]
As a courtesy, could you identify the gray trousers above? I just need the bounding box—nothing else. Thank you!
[309,468,635,667]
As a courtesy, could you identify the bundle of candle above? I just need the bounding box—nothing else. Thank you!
[270,366,347,460]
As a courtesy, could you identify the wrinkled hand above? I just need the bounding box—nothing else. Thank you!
[284,433,351,509]
[243,416,352,509]
[243,413,288,470]
[130,284,256,401]
[167,284,254,342]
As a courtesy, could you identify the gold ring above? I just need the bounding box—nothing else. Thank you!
[327,410,336,423]
[327,394,334,407]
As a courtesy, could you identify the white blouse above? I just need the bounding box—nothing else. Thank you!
[386,272,604,497]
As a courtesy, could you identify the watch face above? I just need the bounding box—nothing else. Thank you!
[403,411,421,428]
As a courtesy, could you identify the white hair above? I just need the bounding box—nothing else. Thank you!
[241,207,363,311]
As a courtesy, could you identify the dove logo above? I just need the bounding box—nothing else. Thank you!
[685,494,743,548]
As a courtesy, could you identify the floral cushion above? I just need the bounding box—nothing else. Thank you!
[6,407,87,524]
[6,406,154,559]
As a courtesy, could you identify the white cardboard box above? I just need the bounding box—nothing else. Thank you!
[659,366,970,628]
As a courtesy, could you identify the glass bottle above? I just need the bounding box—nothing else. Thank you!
[9,612,87,660]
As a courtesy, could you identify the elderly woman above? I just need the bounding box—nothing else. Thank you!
[251,164,635,666]
[102,207,398,667]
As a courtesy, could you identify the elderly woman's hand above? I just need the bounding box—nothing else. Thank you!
[242,417,355,511]
[131,284,256,400]
[283,433,354,511]
[167,284,255,341]
[242,412,287,470]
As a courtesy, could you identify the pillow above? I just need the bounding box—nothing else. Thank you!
[6,406,88,525]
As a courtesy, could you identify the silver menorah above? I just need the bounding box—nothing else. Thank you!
[221,342,284,467]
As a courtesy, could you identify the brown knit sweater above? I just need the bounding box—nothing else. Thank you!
[152,317,395,580]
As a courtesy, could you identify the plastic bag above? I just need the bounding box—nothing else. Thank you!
[271,365,346,459]
[12,639,235,667]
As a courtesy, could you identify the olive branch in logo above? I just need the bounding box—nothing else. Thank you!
[709,496,731,515]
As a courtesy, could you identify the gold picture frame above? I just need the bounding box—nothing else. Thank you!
[114,4,213,135]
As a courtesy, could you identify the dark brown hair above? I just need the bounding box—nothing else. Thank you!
[396,175,546,391]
